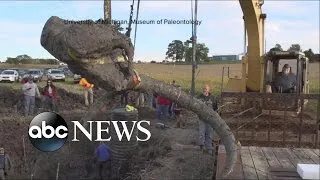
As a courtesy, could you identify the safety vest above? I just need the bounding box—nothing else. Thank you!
[79,78,94,90]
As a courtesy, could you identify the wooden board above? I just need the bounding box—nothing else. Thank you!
[283,148,305,166]
[302,149,320,164]
[215,146,244,180]
[261,147,282,168]
[241,146,258,180]
[292,148,315,164]
[216,146,318,180]
[272,148,295,168]
[249,146,269,180]
[311,148,320,156]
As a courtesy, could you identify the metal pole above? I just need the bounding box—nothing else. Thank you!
[191,0,198,96]
[133,0,140,51]
[243,16,247,54]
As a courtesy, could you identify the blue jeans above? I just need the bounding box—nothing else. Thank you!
[147,92,153,108]
[24,95,35,116]
[156,104,169,125]
[199,120,213,151]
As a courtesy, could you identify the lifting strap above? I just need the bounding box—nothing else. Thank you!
[133,0,141,51]
[125,0,135,38]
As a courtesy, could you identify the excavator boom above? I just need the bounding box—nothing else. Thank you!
[239,0,266,92]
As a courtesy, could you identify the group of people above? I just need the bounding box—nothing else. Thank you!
[21,76,95,116]
[22,77,58,116]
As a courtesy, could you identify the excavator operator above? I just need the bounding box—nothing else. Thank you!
[79,77,94,106]
[267,64,297,93]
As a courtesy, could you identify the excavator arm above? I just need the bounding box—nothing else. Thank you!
[239,0,266,92]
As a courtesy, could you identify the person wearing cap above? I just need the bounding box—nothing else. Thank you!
[267,64,297,93]
[79,78,94,106]
[22,76,41,116]
[0,148,12,180]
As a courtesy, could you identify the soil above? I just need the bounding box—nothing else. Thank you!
[0,86,215,180]
[0,85,318,179]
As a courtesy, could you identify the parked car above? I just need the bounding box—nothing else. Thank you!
[18,69,26,80]
[23,69,43,82]
[0,70,19,82]
[74,74,81,83]
[58,67,73,76]
[43,68,51,76]
[47,69,65,81]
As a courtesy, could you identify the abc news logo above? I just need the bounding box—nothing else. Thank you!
[28,112,151,152]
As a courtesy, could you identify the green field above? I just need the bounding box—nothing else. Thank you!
[0,63,319,95]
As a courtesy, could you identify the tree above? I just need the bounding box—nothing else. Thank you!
[16,54,32,60]
[166,40,185,62]
[303,48,314,62]
[184,43,209,63]
[288,44,302,52]
[269,44,283,52]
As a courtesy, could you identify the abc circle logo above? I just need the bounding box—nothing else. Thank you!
[28,112,68,152]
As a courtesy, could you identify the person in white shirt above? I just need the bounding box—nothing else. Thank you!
[22,77,40,116]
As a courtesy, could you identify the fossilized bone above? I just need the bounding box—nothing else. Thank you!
[40,16,238,177]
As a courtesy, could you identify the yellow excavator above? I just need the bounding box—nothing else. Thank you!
[222,0,311,113]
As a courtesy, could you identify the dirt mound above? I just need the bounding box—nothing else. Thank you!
[0,85,88,116]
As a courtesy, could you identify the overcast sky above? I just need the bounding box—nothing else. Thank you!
[0,1,319,62]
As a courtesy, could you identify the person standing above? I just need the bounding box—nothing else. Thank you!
[22,77,40,116]
[93,142,111,180]
[42,79,58,112]
[156,95,170,128]
[198,84,218,155]
[0,148,12,180]
[79,78,94,106]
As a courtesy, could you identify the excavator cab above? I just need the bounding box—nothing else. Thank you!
[262,50,309,112]
[264,50,309,94]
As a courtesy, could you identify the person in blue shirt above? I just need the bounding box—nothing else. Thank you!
[94,142,111,180]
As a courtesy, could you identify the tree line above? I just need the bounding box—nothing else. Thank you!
[165,40,209,63]
[269,43,319,62]
[4,55,59,64]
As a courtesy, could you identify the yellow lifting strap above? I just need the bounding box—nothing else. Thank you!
[126,105,137,112]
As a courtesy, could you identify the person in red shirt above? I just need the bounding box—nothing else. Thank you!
[156,95,170,128]
[42,79,58,112]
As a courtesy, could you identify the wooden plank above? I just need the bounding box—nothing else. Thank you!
[241,146,258,180]
[216,145,244,180]
[261,147,282,168]
[272,148,295,168]
[283,148,305,167]
[249,146,269,180]
[291,148,314,164]
[311,148,320,156]
[302,149,320,164]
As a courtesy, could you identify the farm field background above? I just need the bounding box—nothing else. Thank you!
[0,62,319,95]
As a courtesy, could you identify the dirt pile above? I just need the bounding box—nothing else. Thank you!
[1,105,215,180]
[0,85,89,116]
